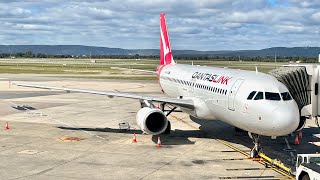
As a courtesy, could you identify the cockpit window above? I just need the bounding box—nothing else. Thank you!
[247,91,257,100]
[254,91,264,100]
[265,92,281,101]
[281,92,292,101]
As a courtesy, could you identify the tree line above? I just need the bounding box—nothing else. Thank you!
[0,51,318,63]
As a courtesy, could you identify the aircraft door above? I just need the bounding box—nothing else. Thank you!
[189,78,196,93]
[228,79,244,111]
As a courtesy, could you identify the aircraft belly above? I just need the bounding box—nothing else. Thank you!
[224,109,276,136]
[205,100,262,134]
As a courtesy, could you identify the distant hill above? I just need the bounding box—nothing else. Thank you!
[218,47,320,57]
[0,45,319,57]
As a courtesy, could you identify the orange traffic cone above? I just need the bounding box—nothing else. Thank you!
[294,135,300,145]
[5,121,9,130]
[298,130,302,139]
[156,136,161,147]
[132,133,137,143]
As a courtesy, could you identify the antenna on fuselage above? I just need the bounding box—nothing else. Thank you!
[255,66,258,74]
[192,61,194,66]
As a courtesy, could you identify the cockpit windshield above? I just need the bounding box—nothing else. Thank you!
[265,92,281,101]
[254,91,264,100]
[247,91,256,100]
[247,91,292,101]
[281,92,292,101]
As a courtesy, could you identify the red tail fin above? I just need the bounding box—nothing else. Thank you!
[160,13,175,65]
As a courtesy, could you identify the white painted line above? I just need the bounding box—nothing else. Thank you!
[18,150,41,155]
[4,100,106,140]
[284,138,295,160]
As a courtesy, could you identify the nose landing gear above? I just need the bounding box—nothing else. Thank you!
[248,132,261,158]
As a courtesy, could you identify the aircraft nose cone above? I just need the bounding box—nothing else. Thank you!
[272,105,300,136]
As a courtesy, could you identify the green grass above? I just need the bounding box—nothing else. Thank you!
[61,75,157,80]
[0,58,286,79]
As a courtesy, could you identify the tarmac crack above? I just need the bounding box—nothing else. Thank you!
[32,174,88,180]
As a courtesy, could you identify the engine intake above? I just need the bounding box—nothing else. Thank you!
[136,107,168,135]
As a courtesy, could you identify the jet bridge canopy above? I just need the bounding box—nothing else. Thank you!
[269,64,319,117]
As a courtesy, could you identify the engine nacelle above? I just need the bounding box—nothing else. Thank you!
[136,107,168,135]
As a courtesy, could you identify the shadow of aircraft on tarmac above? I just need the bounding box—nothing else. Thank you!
[57,115,320,170]
[57,125,201,145]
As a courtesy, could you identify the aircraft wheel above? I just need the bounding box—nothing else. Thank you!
[249,133,261,158]
[250,148,258,158]
[301,174,310,180]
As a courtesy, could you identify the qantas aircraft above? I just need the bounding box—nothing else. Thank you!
[14,13,301,157]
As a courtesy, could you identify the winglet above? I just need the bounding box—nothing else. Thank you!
[160,13,175,66]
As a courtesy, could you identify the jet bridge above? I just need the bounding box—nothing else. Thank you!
[269,64,320,129]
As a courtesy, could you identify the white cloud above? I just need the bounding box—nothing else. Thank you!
[311,12,320,23]
[276,25,305,33]
[0,0,319,50]
[0,6,31,17]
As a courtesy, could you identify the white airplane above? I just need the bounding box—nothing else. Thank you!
[14,13,301,157]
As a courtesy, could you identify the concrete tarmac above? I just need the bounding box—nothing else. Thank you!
[0,74,317,179]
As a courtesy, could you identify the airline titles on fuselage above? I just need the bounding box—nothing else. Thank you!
[192,72,232,85]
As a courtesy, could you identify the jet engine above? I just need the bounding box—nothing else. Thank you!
[136,107,168,135]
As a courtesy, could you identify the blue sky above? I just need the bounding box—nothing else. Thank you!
[0,0,319,50]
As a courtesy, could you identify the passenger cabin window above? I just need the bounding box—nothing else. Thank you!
[247,91,257,100]
[281,92,292,101]
[254,91,264,100]
[265,92,281,101]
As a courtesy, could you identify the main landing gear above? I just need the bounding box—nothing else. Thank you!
[248,132,261,158]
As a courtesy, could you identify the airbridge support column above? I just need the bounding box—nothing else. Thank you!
[269,64,320,118]
[311,67,318,117]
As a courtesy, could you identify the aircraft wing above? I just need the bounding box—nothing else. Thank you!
[13,83,194,110]
[111,67,157,74]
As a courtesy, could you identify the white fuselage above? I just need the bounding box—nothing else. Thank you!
[159,64,300,137]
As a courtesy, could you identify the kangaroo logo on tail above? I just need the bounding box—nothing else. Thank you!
[160,13,175,66]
